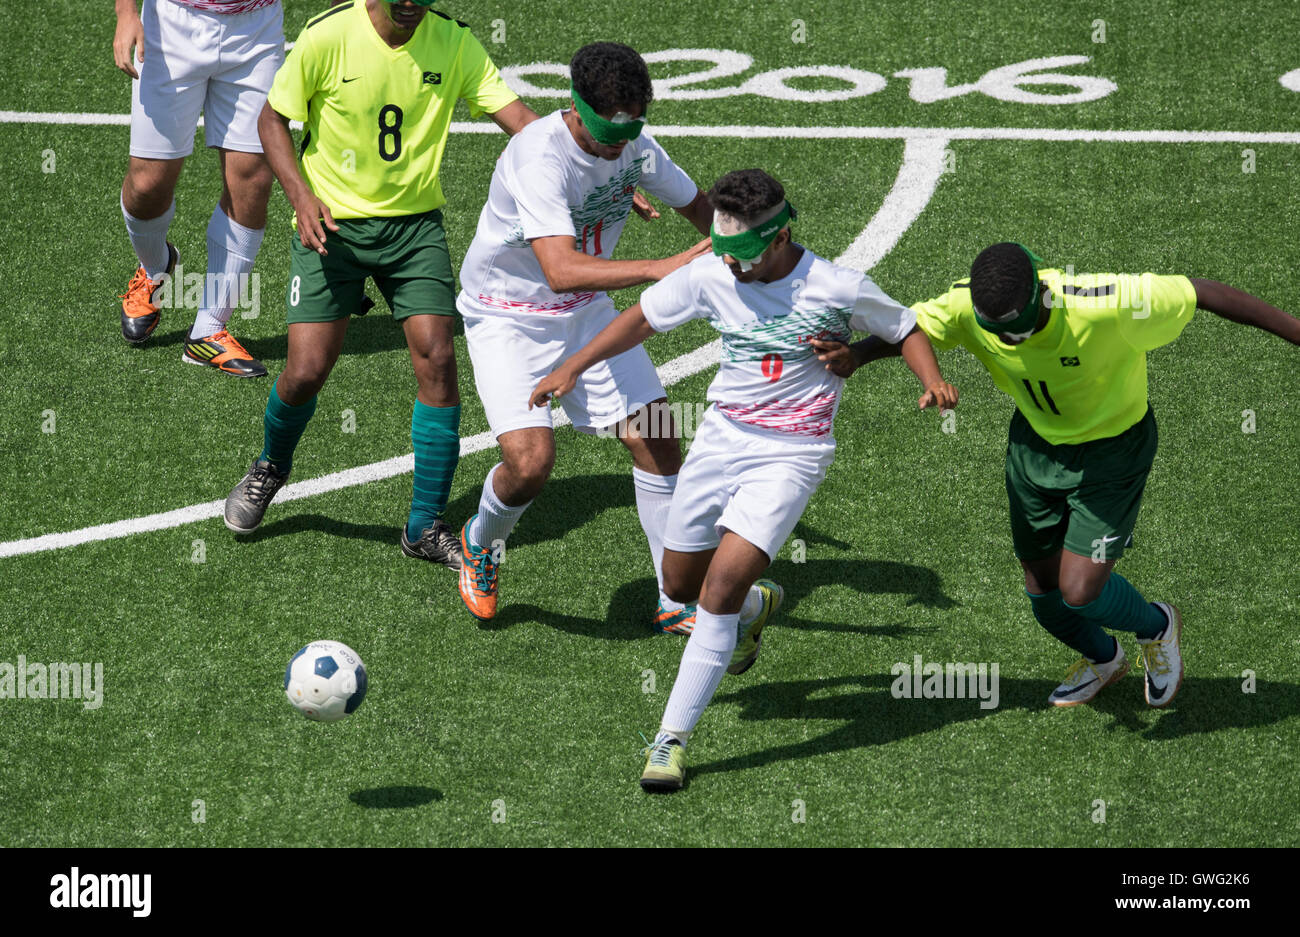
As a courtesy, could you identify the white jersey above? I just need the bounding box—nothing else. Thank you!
[640,249,916,441]
[457,110,698,318]
[167,0,278,13]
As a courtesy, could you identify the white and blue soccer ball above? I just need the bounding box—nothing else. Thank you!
[284,640,368,722]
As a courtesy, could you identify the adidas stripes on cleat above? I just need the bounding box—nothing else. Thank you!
[182,329,268,378]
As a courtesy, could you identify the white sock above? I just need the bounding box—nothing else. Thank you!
[191,205,265,339]
[633,467,683,610]
[739,584,763,625]
[468,463,529,550]
[660,607,739,739]
[122,196,175,280]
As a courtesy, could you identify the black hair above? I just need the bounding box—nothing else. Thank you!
[970,242,1035,318]
[570,43,654,117]
[707,169,786,227]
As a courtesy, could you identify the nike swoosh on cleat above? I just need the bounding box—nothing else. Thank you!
[1053,677,1097,698]
[1147,678,1168,700]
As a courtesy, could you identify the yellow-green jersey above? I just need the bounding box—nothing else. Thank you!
[913,270,1198,445]
[268,2,518,220]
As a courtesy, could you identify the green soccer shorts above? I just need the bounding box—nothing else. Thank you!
[285,209,456,324]
[1004,405,1158,563]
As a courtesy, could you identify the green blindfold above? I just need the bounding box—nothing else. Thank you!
[710,201,797,263]
[571,85,646,145]
[974,243,1046,335]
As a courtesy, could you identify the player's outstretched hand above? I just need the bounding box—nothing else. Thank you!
[918,381,958,412]
[291,193,341,256]
[529,368,578,410]
[631,190,660,221]
[812,339,859,378]
[114,9,145,79]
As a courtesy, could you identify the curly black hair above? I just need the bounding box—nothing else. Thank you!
[570,43,654,118]
[970,242,1035,319]
[707,169,786,226]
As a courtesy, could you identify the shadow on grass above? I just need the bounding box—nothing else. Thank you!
[349,786,443,809]
[242,513,399,546]
[244,474,637,549]
[692,674,1300,780]
[143,305,462,362]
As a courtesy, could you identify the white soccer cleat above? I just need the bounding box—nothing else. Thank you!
[1138,603,1184,708]
[1049,641,1129,707]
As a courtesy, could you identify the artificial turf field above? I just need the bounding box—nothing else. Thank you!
[1,0,1297,847]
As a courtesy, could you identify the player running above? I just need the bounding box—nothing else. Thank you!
[222,0,536,570]
[818,242,1300,709]
[114,0,283,377]
[530,169,958,792]
[454,42,714,628]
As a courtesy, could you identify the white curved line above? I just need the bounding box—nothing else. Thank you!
[0,141,944,559]
[836,136,950,271]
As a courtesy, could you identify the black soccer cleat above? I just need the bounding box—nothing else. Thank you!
[401,519,463,570]
[224,459,289,534]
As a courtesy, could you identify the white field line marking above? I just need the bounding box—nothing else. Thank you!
[3,111,1300,145]
[0,131,1027,556]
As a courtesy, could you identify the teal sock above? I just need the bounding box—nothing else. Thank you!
[1027,588,1116,662]
[259,379,317,475]
[1064,573,1166,640]
[407,400,461,539]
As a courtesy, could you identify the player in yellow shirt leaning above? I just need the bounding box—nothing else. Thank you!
[222,0,535,570]
[815,242,1300,708]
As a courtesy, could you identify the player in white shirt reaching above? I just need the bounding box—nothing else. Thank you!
[455,43,713,628]
[530,170,959,792]
[113,0,283,376]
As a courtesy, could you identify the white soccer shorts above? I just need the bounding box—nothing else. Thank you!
[663,404,837,562]
[461,294,668,437]
[129,0,284,159]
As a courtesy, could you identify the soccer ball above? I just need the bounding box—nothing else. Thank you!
[284,641,368,722]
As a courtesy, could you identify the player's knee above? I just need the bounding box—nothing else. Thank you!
[280,360,331,400]
[1059,578,1104,608]
[122,168,177,217]
[504,450,553,497]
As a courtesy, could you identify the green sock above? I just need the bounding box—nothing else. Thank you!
[1064,573,1166,640]
[407,400,460,540]
[260,379,317,475]
[1027,588,1116,662]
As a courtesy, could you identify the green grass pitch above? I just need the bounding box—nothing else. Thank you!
[0,0,1297,846]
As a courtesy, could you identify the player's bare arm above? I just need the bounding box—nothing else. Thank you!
[1189,279,1300,345]
[528,304,655,407]
[488,100,541,136]
[897,327,958,410]
[530,234,711,294]
[257,103,339,256]
[113,0,144,79]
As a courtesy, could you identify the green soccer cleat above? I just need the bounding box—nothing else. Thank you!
[640,735,686,793]
[728,579,783,675]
